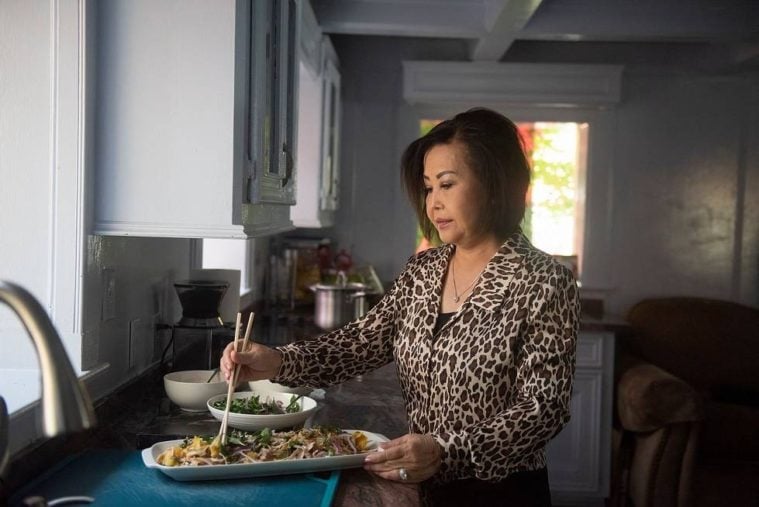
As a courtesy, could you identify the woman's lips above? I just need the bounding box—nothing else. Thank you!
[435,219,452,230]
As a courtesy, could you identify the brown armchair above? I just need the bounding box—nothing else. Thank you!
[611,297,759,507]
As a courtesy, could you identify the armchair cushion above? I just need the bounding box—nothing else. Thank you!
[613,297,759,507]
[700,400,759,462]
[617,361,703,432]
[626,298,759,393]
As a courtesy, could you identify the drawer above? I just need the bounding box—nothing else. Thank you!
[576,333,608,368]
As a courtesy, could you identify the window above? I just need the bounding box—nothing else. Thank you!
[403,62,620,290]
[415,119,588,278]
[518,121,587,277]
[199,238,269,310]
[201,239,252,294]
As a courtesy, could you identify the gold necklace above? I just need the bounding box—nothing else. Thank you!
[450,256,480,303]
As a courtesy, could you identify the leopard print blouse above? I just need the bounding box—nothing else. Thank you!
[272,232,580,483]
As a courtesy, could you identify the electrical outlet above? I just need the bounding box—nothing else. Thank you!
[101,268,116,322]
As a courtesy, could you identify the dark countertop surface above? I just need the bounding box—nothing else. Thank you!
[5,309,419,506]
[6,306,626,505]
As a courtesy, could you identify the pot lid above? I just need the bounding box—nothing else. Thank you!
[174,280,229,289]
[310,282,367,291]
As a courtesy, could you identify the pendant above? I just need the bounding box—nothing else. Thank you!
[453,295,460,303]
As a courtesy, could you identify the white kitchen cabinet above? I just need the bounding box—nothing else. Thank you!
[547,331,615,506]
[94,0,299,239]
[256,0,299,207]
[319,43,341,215]
[291,1,341,229]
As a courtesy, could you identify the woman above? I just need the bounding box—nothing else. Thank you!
[221,108,579,506]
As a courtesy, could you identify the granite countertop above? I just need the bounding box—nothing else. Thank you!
[6,306,627,504]
[136,363,421,506]
[5,342,419,506]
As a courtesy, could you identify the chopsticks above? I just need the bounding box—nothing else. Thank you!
[217,311,255,446]
[216,313,241,447]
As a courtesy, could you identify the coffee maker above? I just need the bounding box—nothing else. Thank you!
[168,280,235,371]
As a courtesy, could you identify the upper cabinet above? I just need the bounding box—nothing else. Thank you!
[319,43,341,215]
[291,2,342,228]
[94,0,299,239]
[254,0,299,207]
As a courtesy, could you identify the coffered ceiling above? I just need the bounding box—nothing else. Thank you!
[310,0,759,67]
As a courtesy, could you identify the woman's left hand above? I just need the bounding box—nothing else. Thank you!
[363,433,442,483]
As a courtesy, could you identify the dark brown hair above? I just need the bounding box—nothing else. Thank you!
[401,107,531,242]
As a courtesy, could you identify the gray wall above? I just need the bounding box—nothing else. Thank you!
[611,70,759,312]
[329,36,469,284]
[329,36,759,314]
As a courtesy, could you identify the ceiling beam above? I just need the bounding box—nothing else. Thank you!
[311,0,486,39]
[518,0,757,42]
[471,0,544,61]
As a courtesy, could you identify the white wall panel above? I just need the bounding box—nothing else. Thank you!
[0,0,53,371]
[2,1,194,456]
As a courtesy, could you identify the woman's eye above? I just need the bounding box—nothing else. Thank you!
[423,187,432,195]
[441,182,452,189]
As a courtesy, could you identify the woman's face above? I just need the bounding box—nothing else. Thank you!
[423,141,487,248]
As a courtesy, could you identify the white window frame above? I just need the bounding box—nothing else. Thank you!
[402,61,622,291]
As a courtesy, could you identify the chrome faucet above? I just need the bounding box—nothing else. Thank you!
[0,281,96,481]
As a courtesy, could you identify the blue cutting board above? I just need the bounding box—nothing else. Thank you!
[10,449,340,507]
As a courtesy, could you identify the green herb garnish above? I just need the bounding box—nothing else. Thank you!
[211,394,302,415]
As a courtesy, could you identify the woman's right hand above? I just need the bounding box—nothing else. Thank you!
[220,341,283,385]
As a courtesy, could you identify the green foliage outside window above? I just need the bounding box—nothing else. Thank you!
[413,119,579,257]
[529,124,576,217]
[521,122,579,256]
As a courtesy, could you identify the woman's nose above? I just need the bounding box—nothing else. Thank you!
[428,188,441,205]
[427,193,441,210]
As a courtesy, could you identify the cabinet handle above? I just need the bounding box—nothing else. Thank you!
[280,144,292,188]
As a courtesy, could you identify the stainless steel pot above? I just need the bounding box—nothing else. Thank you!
[310,280,367,331]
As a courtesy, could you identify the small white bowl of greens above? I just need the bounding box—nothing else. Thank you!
[207,391,318,430]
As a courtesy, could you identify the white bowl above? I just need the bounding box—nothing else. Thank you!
[207,390,317,431]
[248,379,312,396]
[163,370,228,412]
